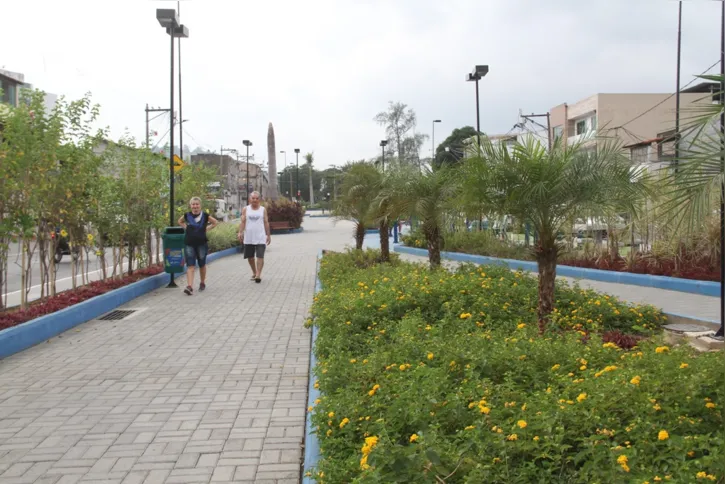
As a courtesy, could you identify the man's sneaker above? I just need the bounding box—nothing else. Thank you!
[184,286,193,295]
[199,282,206,292]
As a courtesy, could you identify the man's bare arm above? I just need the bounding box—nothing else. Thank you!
[238,207,247,240]
[264,208,271,245]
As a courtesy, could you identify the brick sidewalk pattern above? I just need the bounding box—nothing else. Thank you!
[0,218,353,484]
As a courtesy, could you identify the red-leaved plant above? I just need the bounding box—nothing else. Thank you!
[264,199,305,228]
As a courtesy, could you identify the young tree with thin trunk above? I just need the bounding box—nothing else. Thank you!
[462,136,648,332]
[305,152,315,205]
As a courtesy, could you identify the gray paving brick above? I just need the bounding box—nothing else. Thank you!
[0,218,355,484]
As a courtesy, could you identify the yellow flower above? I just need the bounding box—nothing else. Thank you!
[617,455,628,465]
[706,402,716,409]
[399,364,406,371]
[630,376,641,385]
[459,312,472,319]
[580,365,587,371]
[345,321,351,325]
[602,342,618,349]
[506,434,518,441]
[655,346,670,353]
[658,430,669,441]
[350,359,357,363]
[680,362,689,369]
[409,434,419,443]
[314,399,321,405]
[60,229,68,238]
[314,381,319,389]
[551,364,560,371]
[464,425,475,431]
[326,429,332,436]
[339,418,350,429]
[480,406,491,414]
[517,323,526,329]
[86,233,94,242]
[427,353,434,360]
[328,412,335,418]
[517,420,527,429]
[533,436,540,441]
[577,393,587,403]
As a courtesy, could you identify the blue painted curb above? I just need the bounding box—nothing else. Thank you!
[0,246,241,360]
[306,214,332,218]
[271,227,305,235]
[365,229,379,234]
[393,244,721,297]
[302,250,323,483]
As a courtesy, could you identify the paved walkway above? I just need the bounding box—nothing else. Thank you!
[0,218,355,484]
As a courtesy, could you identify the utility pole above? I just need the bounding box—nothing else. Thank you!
[145,105,171,149]
[521,112,551,151]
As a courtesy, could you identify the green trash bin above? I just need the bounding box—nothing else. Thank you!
[162,226,186,274]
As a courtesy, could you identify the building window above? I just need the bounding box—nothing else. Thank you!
[553,126,563,140]
[590,116,597,131]
[631,146,648,165]
[576,120,587,136]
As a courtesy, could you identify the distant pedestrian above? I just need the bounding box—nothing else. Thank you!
[178,197,218,295]
[238,191,271,283]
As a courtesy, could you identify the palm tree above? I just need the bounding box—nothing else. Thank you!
[370,168,406,262]
[383,167,459,268]
[304,152,315,205]
[463,136,648,332]
[335,162,380,250]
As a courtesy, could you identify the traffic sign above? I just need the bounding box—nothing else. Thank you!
[173,155,184,172]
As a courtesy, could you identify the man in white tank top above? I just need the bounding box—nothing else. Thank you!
[237,191,271,283]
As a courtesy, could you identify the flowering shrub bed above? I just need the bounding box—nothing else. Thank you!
[0,265,163,330]
[264,198,305,228]
[306,250,724,483]
[401,229,720,282]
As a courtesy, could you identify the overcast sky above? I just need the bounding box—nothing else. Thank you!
[1,0,721,169]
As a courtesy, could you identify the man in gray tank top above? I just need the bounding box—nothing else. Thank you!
[238,191,271,283]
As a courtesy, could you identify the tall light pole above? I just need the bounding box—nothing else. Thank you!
[281,150,291,199]
[674,1,683,173]
[432,119,441,167]
[717,0,724,338]
[243,140,252,205]
[294,148,300,200]
[156,8,188,288]
[466,65,489,152]
[380,140,387,172]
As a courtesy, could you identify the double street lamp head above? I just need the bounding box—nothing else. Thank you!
[466,65,489,82]
[156,9,179,28]
[380,140,388,147]
[294,148,300,154]
[243,140,252,147]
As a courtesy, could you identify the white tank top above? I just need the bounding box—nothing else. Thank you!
[244,205,267,244]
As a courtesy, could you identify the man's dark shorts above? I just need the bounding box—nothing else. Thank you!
[243,244,266,259]
[185,243,208,267]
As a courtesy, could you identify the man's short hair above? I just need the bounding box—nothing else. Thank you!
[250,191,261,198]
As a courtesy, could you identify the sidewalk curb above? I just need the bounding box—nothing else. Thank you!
[393,245,720,298]
[302,250,323,483]
[271,227,305,235]
[0,246,241,360]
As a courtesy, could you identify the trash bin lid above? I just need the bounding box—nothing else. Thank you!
[165,227,185,234]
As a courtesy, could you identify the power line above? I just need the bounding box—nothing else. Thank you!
[614,59,720,130]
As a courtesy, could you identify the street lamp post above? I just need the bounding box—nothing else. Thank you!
[380,140,387,172]
[156,8,189,288]
[432,119,441,167]
[466,65,489,152]
[294,149,300,201]
[280,150,291,200]
[243,140,252,205]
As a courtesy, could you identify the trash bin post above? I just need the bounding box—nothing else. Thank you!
[162,227,186,288]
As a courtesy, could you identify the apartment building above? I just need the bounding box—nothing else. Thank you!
[0,68,58,112]
[191,153,269,211]
[549,88,712,151]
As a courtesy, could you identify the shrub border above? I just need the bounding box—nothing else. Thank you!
[0,246,241,360]
[394,244,720,297]
[302,250,323,483]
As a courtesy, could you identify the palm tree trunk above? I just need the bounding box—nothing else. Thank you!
[379,220,390,262]
[536,244,558,333]
[424,223,442,268]
[355,223,365,250]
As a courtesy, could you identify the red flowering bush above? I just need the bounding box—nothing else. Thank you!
[0,265,163,330]
[264,199,305,228]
